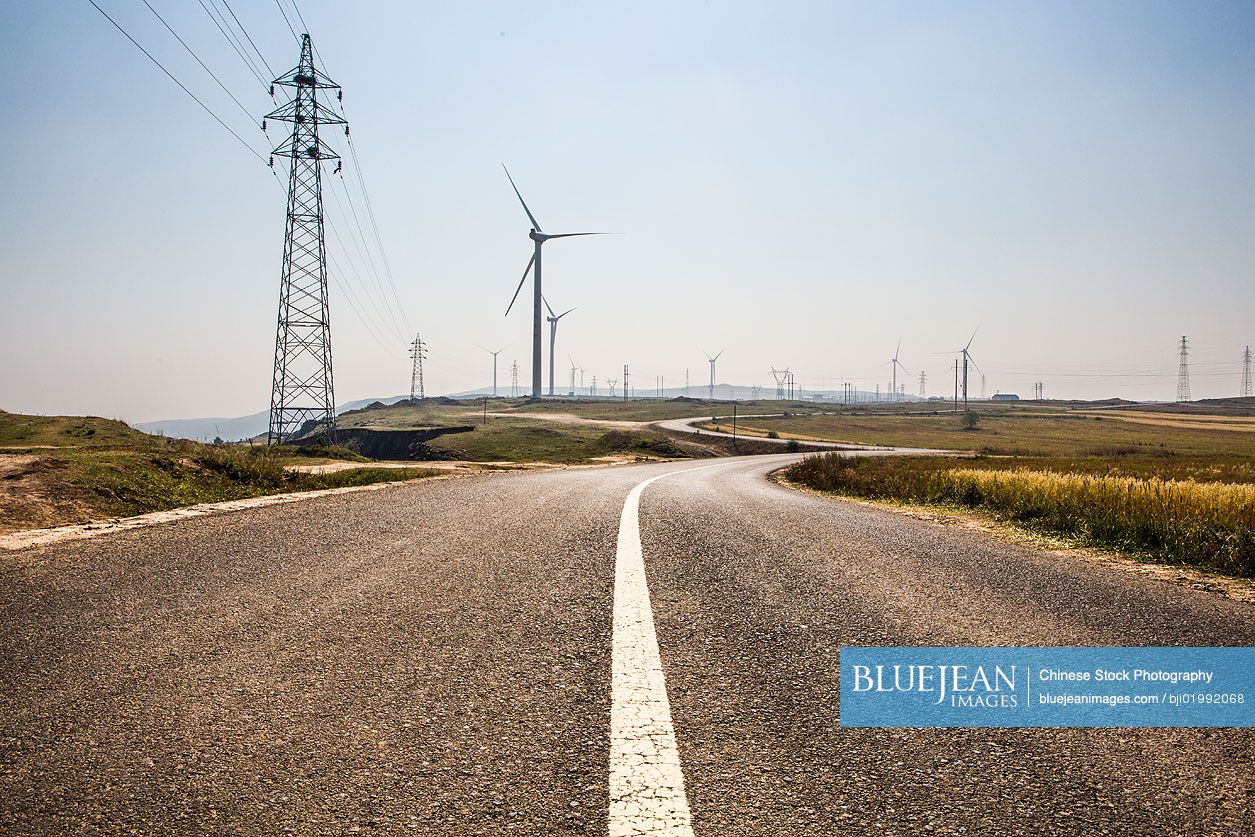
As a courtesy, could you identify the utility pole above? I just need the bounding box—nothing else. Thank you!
[732,401,737,448]
[623,364,630,402]
[409,334,427,400]
[685,368,689,397]
[1176,336,1190,402]
[954,359,959,413]
[266,35,344,445]
[1241,346,1253,397]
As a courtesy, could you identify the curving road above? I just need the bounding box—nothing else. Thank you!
[654,415,896,450]
[0,454,1251,834]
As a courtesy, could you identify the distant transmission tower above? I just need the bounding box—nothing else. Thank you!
[1241,346,1252,397]
[918,370,927,398]
[1176,336,1191,402]
[266,35,346,444]
[608,378,618,398]
[591,376,598,397]
[409,334,427,400]
[623,364,630,402]
[510,361,519,397]
[980,373,986,400]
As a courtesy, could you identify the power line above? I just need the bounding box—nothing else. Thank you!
[287,0,311,35]
[219,0,276,78]
[141,0,257,126]
[86,0,270,166]
[197,0,268,87]
[325,217,406,348]
[273,0,300,43]
[327,175,408,343]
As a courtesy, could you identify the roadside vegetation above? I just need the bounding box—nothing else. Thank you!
[787,453,1255,577]
[0,410,438,534]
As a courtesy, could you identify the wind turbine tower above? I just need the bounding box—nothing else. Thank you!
[480,345,507,397]
[706,350,724,401]
[887,341,908,403]
[542,296,575,396]
[501,166,602,398]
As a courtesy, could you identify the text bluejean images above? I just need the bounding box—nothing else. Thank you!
[840,647,1253,728]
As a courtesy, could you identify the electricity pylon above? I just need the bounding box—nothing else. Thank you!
[266,35,345,444]
[1241,346,1252,397]
[918,370,927,398]
[510,361,520,397]
[409,334,427,400]
[1176,336,1191,402]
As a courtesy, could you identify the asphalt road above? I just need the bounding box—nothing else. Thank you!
[1,454,1252,834]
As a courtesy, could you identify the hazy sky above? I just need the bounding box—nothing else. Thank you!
[2,1,1253,421]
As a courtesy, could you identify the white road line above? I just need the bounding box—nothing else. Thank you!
[610,462,737,837]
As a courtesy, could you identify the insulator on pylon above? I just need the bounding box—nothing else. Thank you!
[261,119,267,132]
[269,84,275,96]
[269,156,274,168]
[344,126,350,136]
[334,161,342,175]
[337,90,343,101]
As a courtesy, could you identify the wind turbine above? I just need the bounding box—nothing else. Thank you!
[543,296,576,397]
[884,340,909,403]
[502,164,602,398]
[478,344,508,397]
[936,329,981,409]
[706,350,724,401]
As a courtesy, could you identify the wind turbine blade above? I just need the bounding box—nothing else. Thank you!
[894,339,901,361]
[546,232,604,239]
[502,164,542,231]
[542,295,555,318]
[556,307,576,319]
[967,354,983,375]
[504,253,535,317]
[965,326,980,352]
[714,349,725,361]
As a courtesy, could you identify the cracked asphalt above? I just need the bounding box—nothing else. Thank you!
[1,454,1251,834]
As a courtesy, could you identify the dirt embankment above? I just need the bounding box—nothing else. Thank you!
[298,426,475,460]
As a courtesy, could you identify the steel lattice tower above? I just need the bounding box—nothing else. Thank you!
[1241,346,1252,397]
[1175,336,1191,402]
[410,334,428,400]
[266,35,345,444]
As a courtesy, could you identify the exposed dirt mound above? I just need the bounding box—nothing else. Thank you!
[303,427,475,460]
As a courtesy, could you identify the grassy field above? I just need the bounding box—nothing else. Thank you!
[336,400,692,463]
[786,454,1255,577]
[0,411,440,534]
[706,405,1255,458]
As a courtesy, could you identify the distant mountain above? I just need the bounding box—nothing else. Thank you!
[136,394,413,442]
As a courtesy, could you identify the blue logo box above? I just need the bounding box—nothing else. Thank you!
[839,647,1254,728]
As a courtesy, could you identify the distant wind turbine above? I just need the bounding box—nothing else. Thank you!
[502,164,603,398]
[478,345,508,397]
[706,349,724,401]
[936,328,981,409]
[543,296,576,397]
[884,340,909,403]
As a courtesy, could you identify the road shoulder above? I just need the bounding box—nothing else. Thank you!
[772,469,1255,605]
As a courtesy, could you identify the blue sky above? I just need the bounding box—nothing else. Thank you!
[1,1,1253,420]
